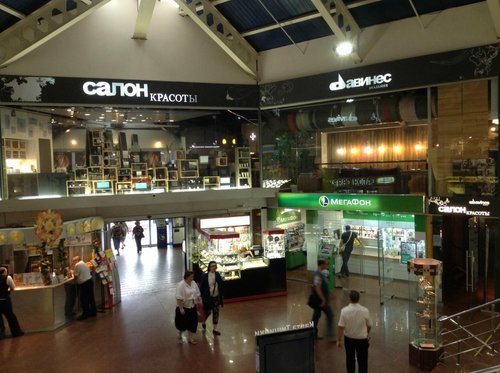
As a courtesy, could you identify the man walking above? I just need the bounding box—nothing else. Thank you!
[311,258,334,341]
[337,290,372,373]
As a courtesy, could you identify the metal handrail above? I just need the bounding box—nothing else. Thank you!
[439,299,500,322]
[438,299,500,368]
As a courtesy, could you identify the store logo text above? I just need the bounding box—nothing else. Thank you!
[82,81,198,103]
[329,73,392,92]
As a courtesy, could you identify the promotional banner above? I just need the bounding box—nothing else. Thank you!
[260,43,500,108]
[0,76,259,109]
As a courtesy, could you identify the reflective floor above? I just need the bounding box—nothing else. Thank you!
[0,244,494,372]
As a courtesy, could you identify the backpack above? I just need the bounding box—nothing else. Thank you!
[112,224,122,237]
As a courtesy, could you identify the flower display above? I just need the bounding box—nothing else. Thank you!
[34,209,64,245]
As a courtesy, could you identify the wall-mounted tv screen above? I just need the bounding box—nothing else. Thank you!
[96,181,111,189]
[199,155,209,164]
[134,182,149,190]
[256,327,315,373]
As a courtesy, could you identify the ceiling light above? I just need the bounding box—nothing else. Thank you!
[65,128,71,133]
[167,0,179,8]
[335,41,354,56]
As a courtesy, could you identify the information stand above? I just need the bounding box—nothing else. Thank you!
[256,326,315,373]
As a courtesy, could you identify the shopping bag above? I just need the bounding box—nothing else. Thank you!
[196,302,206,323]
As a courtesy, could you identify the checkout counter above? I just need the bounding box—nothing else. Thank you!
[0,216,119,334]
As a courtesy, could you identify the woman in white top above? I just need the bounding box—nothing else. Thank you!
[175,271,201,344]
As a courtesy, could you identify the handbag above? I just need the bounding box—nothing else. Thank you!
[354,237,361,247]
[307,288,321,309]
[196,303,205,323]
[339,231,352,253]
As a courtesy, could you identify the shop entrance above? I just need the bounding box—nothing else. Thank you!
[438,215,497,307]
[109,218,174,253]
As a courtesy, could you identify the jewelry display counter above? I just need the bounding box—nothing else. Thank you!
[191,228,286,301]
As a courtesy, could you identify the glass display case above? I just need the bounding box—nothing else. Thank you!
[263,229,285,259]
[408,258,444,370]
[196,227,261,281]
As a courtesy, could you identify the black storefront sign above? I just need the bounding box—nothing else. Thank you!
[428,196,500,217]
[0,76,259,109]
[260,43,500,108]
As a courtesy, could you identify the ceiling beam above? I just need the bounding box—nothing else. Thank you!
[175,0,258,79]
[242,0,379,37]
[310,0,362,62]
[486,0,500,38]
[0,0,111,67]
[132,0,157,40]
[0,3,26,19]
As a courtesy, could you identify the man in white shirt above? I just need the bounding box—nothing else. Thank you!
[337,290,372,373]
[72,256,97,320]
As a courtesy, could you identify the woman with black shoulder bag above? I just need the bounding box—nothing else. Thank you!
[200,261,224,336]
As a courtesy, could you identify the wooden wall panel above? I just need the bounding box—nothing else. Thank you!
[438,84,462,116]
[462,80,489,113]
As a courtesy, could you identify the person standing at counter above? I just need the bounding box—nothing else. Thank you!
[339,225,361,278]
[200,261,224,336]
[0,266,24,337]
[72,256,97,320]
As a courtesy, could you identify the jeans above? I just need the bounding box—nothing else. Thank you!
[341,247,354,276]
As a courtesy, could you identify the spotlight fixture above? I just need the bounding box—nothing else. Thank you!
[335,41,354,57]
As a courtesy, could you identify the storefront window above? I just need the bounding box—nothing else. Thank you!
[261,89,433,194]
[428,79,499,197]
[0,107,260,200]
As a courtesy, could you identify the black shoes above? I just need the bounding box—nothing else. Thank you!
[12,331,24,337]
[76,315,88,320]
[213,330,221,336]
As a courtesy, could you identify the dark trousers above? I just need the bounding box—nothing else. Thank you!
[311,303,333,338]
[135,237,142,253]
[64,282,77,318]
[344,336,369,373]
[0,297,23,336]
[204,296,221,325]
[341,247,354,276]
[79,279,97,317]
[112,236,121,252]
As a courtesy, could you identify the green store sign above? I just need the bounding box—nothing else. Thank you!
[277,193,424,213]
[276,210,302,225]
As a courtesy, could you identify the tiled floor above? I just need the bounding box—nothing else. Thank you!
[0,245,495,372]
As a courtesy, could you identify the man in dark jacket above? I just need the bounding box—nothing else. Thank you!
[0,267,24,337]
[311,258,334,340]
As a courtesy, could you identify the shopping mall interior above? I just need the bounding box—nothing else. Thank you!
[0,0,499,372]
